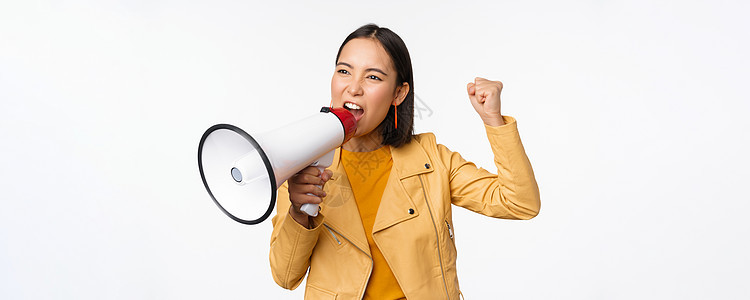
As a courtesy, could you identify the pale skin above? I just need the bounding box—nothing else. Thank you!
[288,37,506,227]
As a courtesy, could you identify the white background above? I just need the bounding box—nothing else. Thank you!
[1,0,748,299]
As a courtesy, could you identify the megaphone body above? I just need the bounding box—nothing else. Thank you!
[198,107,357,224]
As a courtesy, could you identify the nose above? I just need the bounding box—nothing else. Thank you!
[347,79,363,96]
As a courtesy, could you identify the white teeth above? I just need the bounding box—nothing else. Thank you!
[345,102,362,110]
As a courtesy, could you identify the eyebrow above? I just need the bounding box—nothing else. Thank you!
[336,62,389,76]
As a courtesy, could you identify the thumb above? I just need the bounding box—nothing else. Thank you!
[466,82,475,96]
[322,169,333,181]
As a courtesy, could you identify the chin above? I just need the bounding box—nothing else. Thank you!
[353,127,374,138]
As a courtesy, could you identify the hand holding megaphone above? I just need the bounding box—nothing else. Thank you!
[287,166,333,225]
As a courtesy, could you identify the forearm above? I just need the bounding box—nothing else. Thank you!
[269,185,325,289]
[269,211,323,289]
[483,116,540,218]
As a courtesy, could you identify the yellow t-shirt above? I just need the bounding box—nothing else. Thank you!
[341,146,405,300]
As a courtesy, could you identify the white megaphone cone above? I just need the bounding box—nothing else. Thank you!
[198,107,357,225]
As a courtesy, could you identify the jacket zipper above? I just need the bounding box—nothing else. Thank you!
[325,226,341,245]
[323,224,373,299]
[419,175,451,300]
[445,220,453,240]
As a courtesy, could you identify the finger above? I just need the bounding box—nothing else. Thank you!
[291,173,320,184]
[475,77,488,84]
[466,82,475,96]
[477,80,502,94]
[473,86,487,103]
[289,184,326,198]
[495,80,504,91]
[292,173,325,185]
[299,166,321,176]
[294,186,326,198]
[290,181,327,195]
[290,193,323,205]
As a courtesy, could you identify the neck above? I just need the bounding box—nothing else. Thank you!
[342,130,383,152]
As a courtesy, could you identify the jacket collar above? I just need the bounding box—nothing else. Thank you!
[389,137,434,179]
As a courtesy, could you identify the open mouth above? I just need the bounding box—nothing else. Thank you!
[343,102,364,121]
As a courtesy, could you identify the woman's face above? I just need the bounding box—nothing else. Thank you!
[331,38,407,138]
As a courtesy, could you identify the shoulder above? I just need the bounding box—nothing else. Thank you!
[407,132,450,158]
[390,132,443,158]
[411,132,437,146]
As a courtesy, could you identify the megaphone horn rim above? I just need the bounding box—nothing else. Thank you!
[322,107,357,143]
[198,123,277,225]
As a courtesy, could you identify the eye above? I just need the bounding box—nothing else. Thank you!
[367,75,382,81]
[337,69,350,75]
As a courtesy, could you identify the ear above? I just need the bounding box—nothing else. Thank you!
[393,82,410,106]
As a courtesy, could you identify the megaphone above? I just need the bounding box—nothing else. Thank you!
[198,107,357,225]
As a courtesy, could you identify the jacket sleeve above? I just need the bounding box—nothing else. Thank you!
[268,181,326,289]
[439,116,541,219]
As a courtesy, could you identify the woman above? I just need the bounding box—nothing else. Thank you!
[269,24,540,299]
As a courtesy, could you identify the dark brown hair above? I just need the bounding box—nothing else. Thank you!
[335,24,415,148]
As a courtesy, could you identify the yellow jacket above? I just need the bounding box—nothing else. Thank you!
[269,116,540,299]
